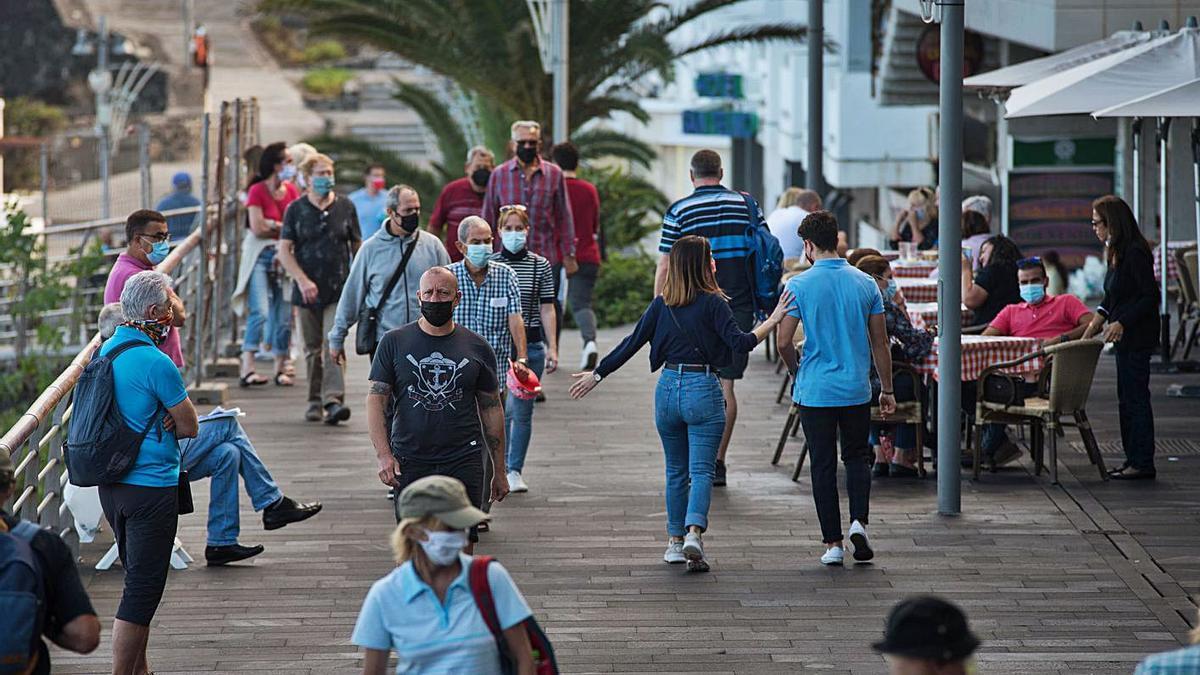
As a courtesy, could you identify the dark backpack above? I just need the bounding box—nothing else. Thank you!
[64,340,162,487]
[469,556,559,675]
[0,518,44,675]
[738,191,784,320]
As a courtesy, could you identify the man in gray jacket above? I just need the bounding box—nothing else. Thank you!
[329,184,450,365]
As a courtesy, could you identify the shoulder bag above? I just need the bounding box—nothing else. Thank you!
[355,233,419,355]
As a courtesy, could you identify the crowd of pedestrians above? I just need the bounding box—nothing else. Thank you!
[13,115,1173,673]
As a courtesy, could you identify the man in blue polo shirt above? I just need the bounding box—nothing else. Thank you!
[655,149,761,487]
[777,211,896,567]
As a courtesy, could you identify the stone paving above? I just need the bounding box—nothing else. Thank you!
[51,331,1200,674]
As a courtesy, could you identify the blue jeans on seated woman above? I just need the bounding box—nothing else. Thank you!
[504,341,546,473]
[654,368,726,537]
[242,247,292,356]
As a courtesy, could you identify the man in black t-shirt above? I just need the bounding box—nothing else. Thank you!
[0,450,100,674]
[366,267,509,547]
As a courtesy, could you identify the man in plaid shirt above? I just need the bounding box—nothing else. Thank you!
[481,120,577,277]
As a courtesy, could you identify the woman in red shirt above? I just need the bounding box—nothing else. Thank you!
[238,142,300,386]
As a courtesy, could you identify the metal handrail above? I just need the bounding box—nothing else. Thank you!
[36,205,207,237]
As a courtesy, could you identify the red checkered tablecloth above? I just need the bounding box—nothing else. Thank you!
[1153,241,1197,283]
[905,302,973,330]
[891,260,939,278]
[914,335,1044,382]
[896,278,939,304]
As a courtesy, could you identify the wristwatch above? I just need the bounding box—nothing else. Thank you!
[516,357,529,365]
[592,372,602,382]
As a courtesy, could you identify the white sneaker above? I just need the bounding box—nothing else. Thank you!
[682,532,704,561]
[507,471,528,493]
[820,546,844,566]
[580,340,598,371]
[663,540,686,564]
[848,520,874,562]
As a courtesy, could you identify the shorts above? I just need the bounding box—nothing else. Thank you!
[393,450,485,542]
[98,483,178,626]
[717,307,756,380]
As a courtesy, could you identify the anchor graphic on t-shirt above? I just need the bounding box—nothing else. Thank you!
[406,351,470,411]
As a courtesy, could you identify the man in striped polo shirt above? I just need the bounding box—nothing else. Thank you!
[654,149,761,488]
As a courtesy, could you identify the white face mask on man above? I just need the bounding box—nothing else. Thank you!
[419,529,469,566]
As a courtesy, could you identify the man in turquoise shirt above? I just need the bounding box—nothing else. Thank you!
[778,211,896,567]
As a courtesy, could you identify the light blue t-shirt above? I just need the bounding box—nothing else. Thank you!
[100,326,190,487]
[787,257,884,407]
[349,188,388,240]
[351,553,533,674]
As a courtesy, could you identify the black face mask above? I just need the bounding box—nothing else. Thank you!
[470,168,491,187]
[397,212,419,233]
[515,145,538,164]
[420,300,454,327]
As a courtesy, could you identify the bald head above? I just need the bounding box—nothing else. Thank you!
[418,267,459,303]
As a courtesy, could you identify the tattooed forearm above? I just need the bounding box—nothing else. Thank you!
[368,380,393,397]
[477,391,502,409]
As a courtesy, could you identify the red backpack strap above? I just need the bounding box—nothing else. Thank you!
[468,556,504,643]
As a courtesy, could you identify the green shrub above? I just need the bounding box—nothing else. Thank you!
[302,39,347,64]
[591,252,656,328]
[300,68,353,98]
[1,97,67,190]
[584,166,668,252]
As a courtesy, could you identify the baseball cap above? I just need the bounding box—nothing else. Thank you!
[396,475,488,529]
[872,596,980,662]
[172,171,192,189]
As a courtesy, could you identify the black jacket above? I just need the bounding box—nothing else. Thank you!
[1098,245,1159,353]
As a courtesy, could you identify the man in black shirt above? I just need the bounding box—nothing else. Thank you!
[367,267,510,549]
[0,449,100,674]
[278,152,362,425]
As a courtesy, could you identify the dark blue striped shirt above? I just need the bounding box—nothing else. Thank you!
[658,185,760,311]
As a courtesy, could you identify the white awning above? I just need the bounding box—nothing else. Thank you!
[1092,77,1200,118]
[963,30,1153,91]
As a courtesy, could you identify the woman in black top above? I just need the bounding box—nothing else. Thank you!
[570,236,791,572]
[962,234,1023,327]
[1083,195,1159,480]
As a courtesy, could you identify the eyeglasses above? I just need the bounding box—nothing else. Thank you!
[515,140,538,148]
[138,232,170,244]
[499,204,527,214]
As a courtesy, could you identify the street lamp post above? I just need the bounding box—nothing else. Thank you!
[527,0,570,143]
[79,16,114,220]
[806,0,823,193]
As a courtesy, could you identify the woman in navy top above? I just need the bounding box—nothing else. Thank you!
[570,235,791,572]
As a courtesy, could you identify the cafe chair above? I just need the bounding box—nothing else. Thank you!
[1171,249,1199,360]
[972,340,1107,484]
[785,363,926,481]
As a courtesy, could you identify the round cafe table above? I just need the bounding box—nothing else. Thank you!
[895,277,938,304]
[905,302,973,331]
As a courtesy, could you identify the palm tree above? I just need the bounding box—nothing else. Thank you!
[261,0,813,161]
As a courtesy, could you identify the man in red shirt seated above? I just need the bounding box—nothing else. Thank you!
[976,256,1095,465]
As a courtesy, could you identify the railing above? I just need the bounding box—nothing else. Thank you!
[0,99,259,549]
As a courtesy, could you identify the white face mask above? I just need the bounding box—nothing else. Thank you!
[418,529,468,566]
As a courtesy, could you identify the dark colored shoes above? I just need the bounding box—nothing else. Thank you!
[205,543,264,566]
[889,463,920,478]
[324,402,351,425]
[872,462,890,478]
[1109,466,1156,480]
[262,496,323,530]
[713,460,727,487]
[304,402,323,422]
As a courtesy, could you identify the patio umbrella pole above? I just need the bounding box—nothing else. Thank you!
[1132,117,1141,220]
[1156,117,1173,367]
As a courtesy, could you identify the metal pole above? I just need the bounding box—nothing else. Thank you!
[182,0,193,67]
[1132,118,1142,221]
[97,16,111,221]
[551,0,569,143]
[39,142,50,227]
[138,122,151,208]
[806,0,824,193]
[936,0,964,515]
[195,111,210,386]
[1193,120,1200,300]
[1158,117,1171,363]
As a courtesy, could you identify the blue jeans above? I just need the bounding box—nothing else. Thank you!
[242,247,292,356]
[179,417,283,546]
[504,341,545,473]
[654,369,725,536]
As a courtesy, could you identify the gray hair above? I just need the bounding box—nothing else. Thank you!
[510,120,540,141]
[465,145,495,165]
[385,184,418,212]
[120,271,171,321]
[458,215,490,244]
[97,303,125,339]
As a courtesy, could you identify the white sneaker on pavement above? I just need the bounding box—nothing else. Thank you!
[820,546,844,566]
[848,520,874,562]
[682,532,704,561]
[663,540,685,564]
[507,471,528,493]
[580,341,598,371]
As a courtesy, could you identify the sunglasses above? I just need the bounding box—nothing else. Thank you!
[515,140,539,147]
[499,204,528,214]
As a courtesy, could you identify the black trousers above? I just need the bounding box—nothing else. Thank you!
[799,403,872,544]
[98,483,178,626]
[1115,348,1155,471]
[393,451,485,542]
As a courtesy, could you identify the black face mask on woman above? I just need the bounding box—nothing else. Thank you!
[470,168,491,187]
[420,300,454,327]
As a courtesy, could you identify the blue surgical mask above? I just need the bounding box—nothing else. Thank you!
[501,230,527,254]
[147,239,170,265]
[465,243,491,268]
[885,278,898,300]
[279,164,297,181]
[1019,283,1045,304]
[311,175,335,196]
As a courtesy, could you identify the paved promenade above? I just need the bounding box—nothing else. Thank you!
[52,331,1199,674]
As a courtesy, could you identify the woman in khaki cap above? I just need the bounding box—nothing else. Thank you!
[351,476,536,674]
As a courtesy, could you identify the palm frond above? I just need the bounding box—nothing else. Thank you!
[570,129,657,169]
[672,23,813,58]
[391,80,469,172]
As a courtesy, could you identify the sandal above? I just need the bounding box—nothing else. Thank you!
[275,372,295,387]
[239,372,270,388]
[281,359,297,377]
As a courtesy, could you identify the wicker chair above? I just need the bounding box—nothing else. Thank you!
[972,339,1107,484]
[1171,249,1199,360]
